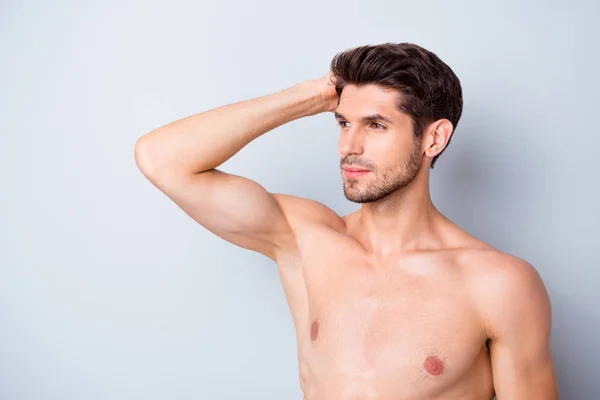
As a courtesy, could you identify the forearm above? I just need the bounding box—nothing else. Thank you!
[135,80,323,176]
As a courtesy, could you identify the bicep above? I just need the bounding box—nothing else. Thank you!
[486,259,558,399]
[489,334,557,399]
[146,168,295,261]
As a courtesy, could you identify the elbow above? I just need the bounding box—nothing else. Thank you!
[135,133,176,180]
[134,134,194,183]
[134,135,158,179]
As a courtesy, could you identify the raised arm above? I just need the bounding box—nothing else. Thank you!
[134,74,338,261]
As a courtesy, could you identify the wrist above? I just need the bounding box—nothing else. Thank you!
[287,80,327,116]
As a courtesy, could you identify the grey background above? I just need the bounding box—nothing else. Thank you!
[1,0,598,399]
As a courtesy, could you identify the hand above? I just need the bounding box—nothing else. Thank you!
[312,71,339,113]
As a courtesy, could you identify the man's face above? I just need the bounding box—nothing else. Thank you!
[335,84,423,204]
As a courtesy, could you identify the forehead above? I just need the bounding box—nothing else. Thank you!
[337,84,409,122]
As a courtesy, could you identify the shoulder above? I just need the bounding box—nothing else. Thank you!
[272,193,346,230]
[269,193,348,263]
[459,248,542,285]
[460,249,552,339]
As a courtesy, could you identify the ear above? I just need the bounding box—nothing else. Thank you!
[423,119,454,159]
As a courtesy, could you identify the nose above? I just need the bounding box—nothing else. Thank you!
[339,128,365,156]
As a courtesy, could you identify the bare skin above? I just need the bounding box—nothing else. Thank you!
[135,72,558,399]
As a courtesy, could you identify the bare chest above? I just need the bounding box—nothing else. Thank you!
[277,239,490,398]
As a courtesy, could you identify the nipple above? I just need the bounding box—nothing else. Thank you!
[310,320,319,341]
[424,355,444,376]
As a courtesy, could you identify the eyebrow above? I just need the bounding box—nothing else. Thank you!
[334,111,394,125]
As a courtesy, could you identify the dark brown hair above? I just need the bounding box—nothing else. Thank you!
[330,42,463,168]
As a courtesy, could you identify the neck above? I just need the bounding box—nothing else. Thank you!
[351,170,448,259]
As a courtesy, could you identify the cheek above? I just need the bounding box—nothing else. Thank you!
[370,139,405,165]
[376,147,419,176]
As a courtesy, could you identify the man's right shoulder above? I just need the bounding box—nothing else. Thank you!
[271,193,347,234]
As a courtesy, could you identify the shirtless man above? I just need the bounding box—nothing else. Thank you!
[134,42,558,399]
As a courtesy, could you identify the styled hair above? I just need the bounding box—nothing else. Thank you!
[330,42,463,168]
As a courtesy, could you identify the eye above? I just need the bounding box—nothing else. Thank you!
[338,120,350,128]
[370,122,386,130]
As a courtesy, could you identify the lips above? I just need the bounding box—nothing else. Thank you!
[342,166,370,178]
[342,165,369,172]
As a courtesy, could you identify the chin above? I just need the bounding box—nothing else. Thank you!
[343,187,386,204]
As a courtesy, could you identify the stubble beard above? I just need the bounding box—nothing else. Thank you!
[342,142,422,204]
